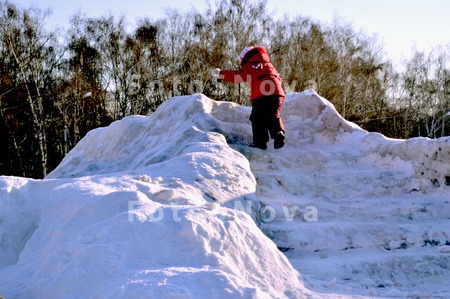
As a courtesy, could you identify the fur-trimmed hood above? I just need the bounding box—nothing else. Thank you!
[240,46,270,65]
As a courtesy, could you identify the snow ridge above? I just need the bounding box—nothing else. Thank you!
[1,90,449,298]
[0,93,311,299]
[239,90,450,297]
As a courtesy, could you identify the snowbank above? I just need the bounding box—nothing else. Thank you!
[0,94,312,299]
[1,90,449,298]
[281,90,450,193]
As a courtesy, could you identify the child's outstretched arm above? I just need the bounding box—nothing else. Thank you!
[211,68,246,84]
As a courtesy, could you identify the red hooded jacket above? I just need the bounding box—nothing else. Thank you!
[218,46,285,101]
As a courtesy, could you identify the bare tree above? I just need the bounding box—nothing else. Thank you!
[131,19,165,113]
[401,49,450,138]
[1,2,58,176]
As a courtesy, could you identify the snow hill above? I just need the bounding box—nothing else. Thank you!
[1,90,449,298]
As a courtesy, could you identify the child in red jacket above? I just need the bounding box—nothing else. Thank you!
[211,46,285,149]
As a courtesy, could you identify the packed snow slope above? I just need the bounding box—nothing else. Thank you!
[0,93,311,299]
[0,90,449,298]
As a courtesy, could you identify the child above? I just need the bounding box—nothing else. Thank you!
[211,46,285,149]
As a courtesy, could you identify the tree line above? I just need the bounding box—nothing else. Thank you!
[1,0,449,178]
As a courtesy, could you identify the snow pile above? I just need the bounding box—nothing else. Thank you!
[248,91,450,297]
[1,90,449,298]
[0,94,313,299]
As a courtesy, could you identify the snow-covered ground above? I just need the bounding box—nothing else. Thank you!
[1,90,449,298]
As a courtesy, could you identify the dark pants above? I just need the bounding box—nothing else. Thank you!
[249,95,285,145]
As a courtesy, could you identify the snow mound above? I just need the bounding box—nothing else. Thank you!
[46,94,253,178]
[246,91,450,297]
[281,90,450,193]
[1,90,449,298]
[0,93,315,299]
[1,188,306,298]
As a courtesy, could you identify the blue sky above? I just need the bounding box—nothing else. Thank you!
[14,0,450,69]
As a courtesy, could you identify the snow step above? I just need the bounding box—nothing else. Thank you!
[261,220,450,253]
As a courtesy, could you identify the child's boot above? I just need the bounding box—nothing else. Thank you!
[274,131,285,149]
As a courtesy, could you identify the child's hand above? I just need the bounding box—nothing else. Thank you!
[211,68,221,77]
